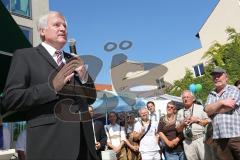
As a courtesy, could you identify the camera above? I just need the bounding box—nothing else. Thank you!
[185,126,193,138]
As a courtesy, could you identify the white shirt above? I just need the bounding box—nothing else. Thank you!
[134,121,160,152]
[16,130,26,152]
[126,125,134,134]
[41,42,66,65]
[104,124,126,147]
[149,111,160,126]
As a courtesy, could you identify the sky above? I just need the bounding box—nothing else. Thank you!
[49,0,218,84]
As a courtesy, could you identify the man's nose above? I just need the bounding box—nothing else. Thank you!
[59,24,66,30]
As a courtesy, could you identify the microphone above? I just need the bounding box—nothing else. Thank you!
[68,38,77,54]
[68,39,78,78]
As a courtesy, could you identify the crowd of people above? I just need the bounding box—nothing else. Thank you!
[89,67,240,160]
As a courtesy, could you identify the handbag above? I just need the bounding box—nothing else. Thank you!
[101,149,117,160]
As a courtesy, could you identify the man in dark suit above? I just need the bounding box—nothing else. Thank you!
[88,106,107,160]
[2,11,98,160]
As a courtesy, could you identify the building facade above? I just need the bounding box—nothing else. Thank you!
[1,0,49,46]
[163,0,240,84]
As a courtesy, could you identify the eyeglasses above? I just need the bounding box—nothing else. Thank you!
[167,106,175,110]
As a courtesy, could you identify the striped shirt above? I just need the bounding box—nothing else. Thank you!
[205,85,240,139]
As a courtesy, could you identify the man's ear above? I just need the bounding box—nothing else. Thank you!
[193,97,196,103]
[39,28,45,37]
[225,73,229,81]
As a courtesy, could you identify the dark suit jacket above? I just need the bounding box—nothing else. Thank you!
[93,120,107,160]
[2,45,98,160]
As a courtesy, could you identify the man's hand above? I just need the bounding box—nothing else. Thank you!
[95,142,101,150]
[172,137,180,146]
[165,137,179,148]
[215,98,237,113]
[70,55,88,82]
[52,60,76,92]
[113,146,121,153]
[189,116,201,124]
[131,145,139,152]
[221,98,236,108]
[182,118,190,126]
[166,140,176,148]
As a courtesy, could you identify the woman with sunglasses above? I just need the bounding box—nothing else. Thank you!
[157,101,185,160]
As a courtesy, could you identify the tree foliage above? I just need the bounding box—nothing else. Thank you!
[166,27,240,103]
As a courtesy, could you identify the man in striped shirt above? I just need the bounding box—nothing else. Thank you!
[205,66,240,160]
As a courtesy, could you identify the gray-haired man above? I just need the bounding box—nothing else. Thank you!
[176,90,210,160]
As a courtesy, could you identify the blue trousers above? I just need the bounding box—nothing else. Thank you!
[164,150,185,160]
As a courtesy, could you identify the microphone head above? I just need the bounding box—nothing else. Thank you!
[68,38,76,46]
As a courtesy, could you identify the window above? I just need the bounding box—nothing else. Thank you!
[20,25,33,44]
[2,0,10,10]
[1,0,32,18]
[193,63,204,77]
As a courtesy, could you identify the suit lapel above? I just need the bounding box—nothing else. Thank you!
[36,44,59,69]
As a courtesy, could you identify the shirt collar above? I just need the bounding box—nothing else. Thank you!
[184,104,194,111]
[41,42,61,57]
[210,84,229,96]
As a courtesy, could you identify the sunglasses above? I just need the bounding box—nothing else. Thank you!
[127,116,133,118]
[167,106,175,110]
